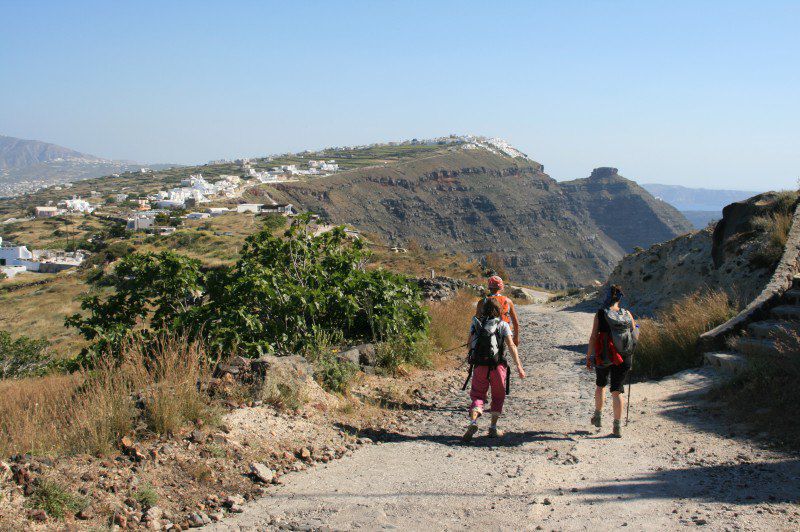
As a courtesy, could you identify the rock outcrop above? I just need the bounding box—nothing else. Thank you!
[606,192,798,316]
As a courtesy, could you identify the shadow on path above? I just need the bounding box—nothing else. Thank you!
[578,460,800,505]
[336,423,574,448]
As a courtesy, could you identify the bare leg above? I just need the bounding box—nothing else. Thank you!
[611,391,623,421]
[594,386,604,412]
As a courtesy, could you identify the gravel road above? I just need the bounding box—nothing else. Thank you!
[208,305,800,531]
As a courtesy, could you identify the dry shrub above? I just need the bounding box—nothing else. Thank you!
[0,334,216,457]
[634,291,736,378]
[427,289,478,367]
[122,336,218,435]
[751,210,794,267]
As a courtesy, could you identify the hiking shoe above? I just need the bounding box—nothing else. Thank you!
[488,426,504,438]
[590,411,602,428]
[462,424,479,442]
[612,420,622,438]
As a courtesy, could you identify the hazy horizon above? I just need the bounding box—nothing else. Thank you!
[1,0,798,189]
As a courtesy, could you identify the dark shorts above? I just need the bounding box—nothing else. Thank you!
[595,361,631,393]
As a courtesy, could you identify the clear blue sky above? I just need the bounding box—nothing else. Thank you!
[1,0,798,190]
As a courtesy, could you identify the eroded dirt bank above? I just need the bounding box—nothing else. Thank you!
[209,305,800,531]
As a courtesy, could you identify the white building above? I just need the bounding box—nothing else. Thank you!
[60,198,95,214]
[261,203,296,216]
[186,212,210,220]
[237,204,263,214]
[0,265,27,279]
[207,207,230,216]
[126,215,155,231]
[35,206,59,218]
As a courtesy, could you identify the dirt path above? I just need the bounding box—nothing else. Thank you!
[208,306,800,531]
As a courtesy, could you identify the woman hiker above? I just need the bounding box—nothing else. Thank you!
[462,297,526,442]
[586,284,636,438]
[475,275,520,347]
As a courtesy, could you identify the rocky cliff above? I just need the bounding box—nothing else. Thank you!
[260,148,692,288]
[606,192,798,316]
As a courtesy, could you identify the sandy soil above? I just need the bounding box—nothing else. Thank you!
[208,305,800,531]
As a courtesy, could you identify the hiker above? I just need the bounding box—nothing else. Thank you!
[475,275,520,346]
[462,297,526,442]
[586,284,637,437]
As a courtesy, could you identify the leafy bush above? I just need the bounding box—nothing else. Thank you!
[66,251,206,365]
[634,291,736,378]
[68,216,429,364]
[375,338,432,375]
[0,330,52,379]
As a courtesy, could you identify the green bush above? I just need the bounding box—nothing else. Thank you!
[133,484,159,508]
[315,354,358,394]
[0,331,52,379]
[67,216,429,365]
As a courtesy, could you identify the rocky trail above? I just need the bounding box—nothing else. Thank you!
[208,305,800,531]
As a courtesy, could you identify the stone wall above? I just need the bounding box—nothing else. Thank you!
[700,200,800,349]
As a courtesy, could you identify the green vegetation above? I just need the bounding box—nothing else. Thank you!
[634,291,737,378]
[28,480,87,519]
[0,331,52,379]
[67,215,429,366]
[133,483,159,508]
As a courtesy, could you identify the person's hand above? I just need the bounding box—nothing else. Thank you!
[517,367,526,379]
[585,359,593,371]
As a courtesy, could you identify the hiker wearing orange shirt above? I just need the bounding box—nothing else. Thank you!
[475,275,520,346]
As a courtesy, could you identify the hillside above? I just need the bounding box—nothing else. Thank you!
[261,155,692,288]
[560,168,694,252]
[0,134,170,197]
[0,138,693,288]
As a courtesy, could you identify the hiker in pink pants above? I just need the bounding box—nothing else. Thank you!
[470,363,508,416]
[462,297,525,442]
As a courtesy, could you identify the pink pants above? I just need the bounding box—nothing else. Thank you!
[469,364,508,415]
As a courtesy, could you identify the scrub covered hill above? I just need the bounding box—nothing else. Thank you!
[260,150,692,288]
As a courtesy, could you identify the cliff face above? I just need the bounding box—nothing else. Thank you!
[606,192,796,316]
[261,151,692,288]
[560,168,695,252]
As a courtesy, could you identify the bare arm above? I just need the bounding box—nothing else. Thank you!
[586,315,599,369]
[509,300,520,346]
[505,335,525,378]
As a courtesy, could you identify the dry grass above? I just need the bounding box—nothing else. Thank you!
[0,335,217,457]
[634,290,737,378]
[751,210,794,267]
[427,289,479,368]
[0,273,89,358]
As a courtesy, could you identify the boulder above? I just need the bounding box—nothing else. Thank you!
[354,343,377,366]
[251,355,313,380]
[249,462,275,484]
[336,348,361,366]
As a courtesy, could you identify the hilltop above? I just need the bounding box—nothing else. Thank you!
[0,136,693,288]
[0,134,173,197]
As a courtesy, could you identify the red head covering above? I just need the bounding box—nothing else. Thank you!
[488,275,504,292]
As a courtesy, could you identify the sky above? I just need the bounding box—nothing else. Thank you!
[1,0,798,190]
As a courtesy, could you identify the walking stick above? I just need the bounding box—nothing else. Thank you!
[625,355,633,425]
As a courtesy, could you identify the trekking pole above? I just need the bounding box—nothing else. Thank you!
[625,351,634,425]
[443,342,468,353]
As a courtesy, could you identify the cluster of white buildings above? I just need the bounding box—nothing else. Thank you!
[0,237,86,279]
[151,174,240,209]
[34,197,96,218]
